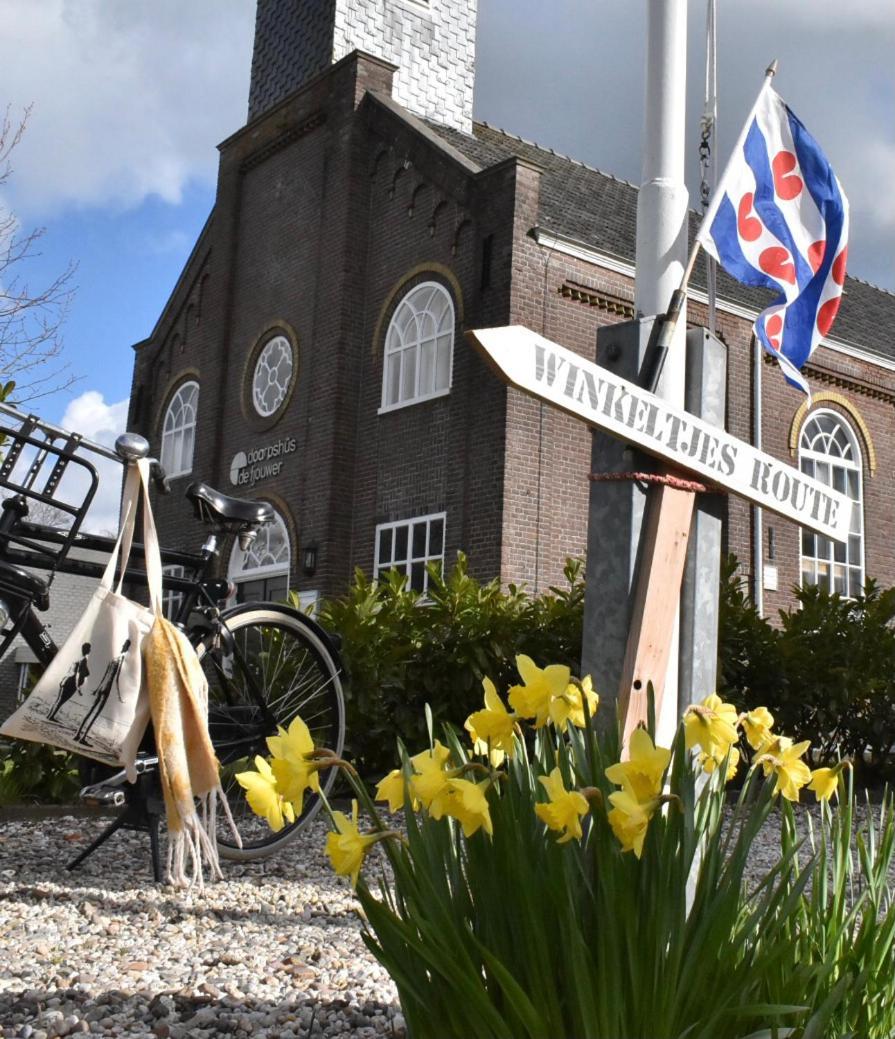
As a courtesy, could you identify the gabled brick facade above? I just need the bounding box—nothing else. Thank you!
[130,2,895,617]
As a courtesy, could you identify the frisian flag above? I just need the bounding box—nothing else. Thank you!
[696,83,849,396]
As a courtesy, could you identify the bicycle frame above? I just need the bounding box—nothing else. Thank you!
[0,520,224,657]
[0,402,328,749]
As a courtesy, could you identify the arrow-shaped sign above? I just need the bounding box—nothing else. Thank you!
[468,325,852,543]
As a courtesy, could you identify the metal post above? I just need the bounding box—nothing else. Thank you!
[679,328,727,709]
[635,0,689,742]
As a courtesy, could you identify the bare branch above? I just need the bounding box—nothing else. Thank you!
[0,105,80,403]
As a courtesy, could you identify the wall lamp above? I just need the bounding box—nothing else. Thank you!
[302,542,318,576]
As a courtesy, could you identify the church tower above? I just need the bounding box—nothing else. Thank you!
[247,0,478,132]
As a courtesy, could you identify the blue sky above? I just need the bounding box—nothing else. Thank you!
[2,0,893,464]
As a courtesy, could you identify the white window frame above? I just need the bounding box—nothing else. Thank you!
[374,512,446,595]
[15,661,35,705]
[162,564,186,621]
[228,507,292,599]
[160,381,199,478]
[252,334,294,418]
[379,281,455,413]
[798,409,865,598]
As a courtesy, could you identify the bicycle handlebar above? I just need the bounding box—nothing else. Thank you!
[0,401,123,463]
[0,404,168,497]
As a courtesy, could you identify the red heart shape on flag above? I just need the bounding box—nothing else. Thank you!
[817,296,842,336]
[772,151,803,201]
[737,192,762,242]
[759,246,796,285]
[808,240,826,274]
[765,313,783,351]
[832,247,848,286]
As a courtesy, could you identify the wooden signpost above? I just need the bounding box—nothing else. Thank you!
[467,324,852,741]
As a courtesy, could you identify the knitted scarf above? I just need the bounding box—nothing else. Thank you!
[117,458,239,889]
[142,613,240,888]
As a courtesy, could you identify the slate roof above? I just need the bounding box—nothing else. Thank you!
[431,120,895,365]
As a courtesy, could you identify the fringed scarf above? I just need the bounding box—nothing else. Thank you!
[119,457,240,890]
[143,613,240,888]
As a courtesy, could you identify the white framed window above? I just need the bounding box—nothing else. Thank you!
[380,281,454,411]
[799,409,864,598]
[160,381,199,478]
[252,334,294,417]
[228,507,291,604]
[162,564,186,621]
[375,512,445,594]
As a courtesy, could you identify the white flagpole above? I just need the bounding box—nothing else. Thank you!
[643,59,777,394]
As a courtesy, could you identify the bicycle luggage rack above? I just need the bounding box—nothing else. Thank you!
[0,403,111,653]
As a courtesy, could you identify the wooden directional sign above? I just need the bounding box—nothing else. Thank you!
[468,326,852,543]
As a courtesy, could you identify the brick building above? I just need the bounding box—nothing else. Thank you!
[129,0,895,618]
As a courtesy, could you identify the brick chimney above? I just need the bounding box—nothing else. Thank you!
[247,0,477,132]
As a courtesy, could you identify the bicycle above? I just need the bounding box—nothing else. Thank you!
[0,402,346,875]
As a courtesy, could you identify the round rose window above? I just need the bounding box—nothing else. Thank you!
[252,335,294,417]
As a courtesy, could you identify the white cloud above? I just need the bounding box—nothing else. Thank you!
[0,0,254,218]
[743,0,895,27]
[59,390,129,534]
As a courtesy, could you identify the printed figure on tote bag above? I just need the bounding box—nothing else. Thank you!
[75,637,131,747]
[46,643,91,721]
[1,463,156,766]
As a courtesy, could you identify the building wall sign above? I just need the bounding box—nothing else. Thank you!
[469,326,852,543]
[230,437,298,488]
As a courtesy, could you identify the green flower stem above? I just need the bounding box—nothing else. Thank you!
[314,755,392,834]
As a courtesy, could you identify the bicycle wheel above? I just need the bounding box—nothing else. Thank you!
[195,604,346,861]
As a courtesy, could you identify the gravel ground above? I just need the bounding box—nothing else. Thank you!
[0,814,400,1039]
[2,801,893,1039]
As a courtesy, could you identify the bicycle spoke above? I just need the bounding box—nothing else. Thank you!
[199,609,344,859]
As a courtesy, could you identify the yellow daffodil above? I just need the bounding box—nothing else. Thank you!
[465,677,516,760]
[429,778,493,837]
[741,706,775,751]
[808,766,839,802]
[756,735,812,802]
[699,745,740,782]
[266,716,320,815]
[604,728,670,802]
[325,800,380,887]
[408,740,453,808]
[235,755,295,832]
[550,675,599,731]
[607,785,657,859]
[534,767,589,843]
[266,714,315,763]
[507,655,571,728]
[375,768,419,812]
[684,693,739,759]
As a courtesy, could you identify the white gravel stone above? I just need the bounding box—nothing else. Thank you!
[0,815,399,1038]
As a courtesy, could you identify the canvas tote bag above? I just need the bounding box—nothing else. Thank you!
[1,461,159,766]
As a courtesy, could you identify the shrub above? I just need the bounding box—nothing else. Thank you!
[0,737,81,805]
[317,554,584,776]
[718,556,895,781]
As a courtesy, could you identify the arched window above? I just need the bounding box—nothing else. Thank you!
[799,410,864,597]
[160,381,199,478]
[381,281,454,410]
[228,507,291,603]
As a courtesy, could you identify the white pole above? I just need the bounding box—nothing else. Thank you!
[635,0,689,743]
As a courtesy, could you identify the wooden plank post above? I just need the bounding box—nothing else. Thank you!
[616,478,695,746]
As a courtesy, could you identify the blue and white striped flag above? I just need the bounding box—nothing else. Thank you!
[696,84,849,396]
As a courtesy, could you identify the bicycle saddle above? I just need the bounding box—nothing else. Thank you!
[185,482,275,528]
[0,559,50,611]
